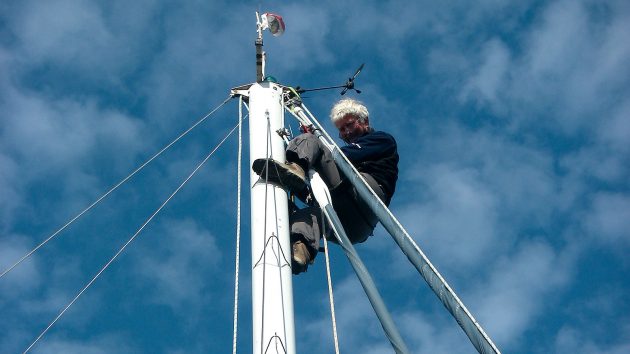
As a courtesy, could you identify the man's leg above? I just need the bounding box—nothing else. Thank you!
[252,133,339,201]
[289,205,322,274]
[329,173,386,244]
[286,133,344,190]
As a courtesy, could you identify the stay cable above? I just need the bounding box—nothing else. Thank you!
[23,120,241,354]
[1,95,233,280]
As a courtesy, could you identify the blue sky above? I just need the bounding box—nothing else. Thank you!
[1,0,629,353]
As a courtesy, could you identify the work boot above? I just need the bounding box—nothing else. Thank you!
[291,240,312,275]
[252,158,308,199]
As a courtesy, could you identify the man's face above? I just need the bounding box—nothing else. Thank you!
[335,114,370,143]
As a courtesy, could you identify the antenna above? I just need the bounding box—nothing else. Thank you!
[295,63,365,95]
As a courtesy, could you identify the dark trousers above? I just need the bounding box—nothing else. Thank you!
[286,133,386,258]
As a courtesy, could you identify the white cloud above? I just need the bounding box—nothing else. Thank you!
[0,245,105,354]
[133,218,221,311]
[0,76,146,221]
[0,235,42,295]
[264,4,334,74]
[31,333,136,354]
[136,3,253,133]
[586,193,630,245]
[511,0,630,134]
[469,240,573,346]
[554,325,630,354]
[460,38,511,112]
[598,99,630,155]
[445,0,630,144]
[398,165,499,269]
[525,1,588,80]
[0,153,22,227]
[8,0,156,87]
[395,123,555,272]
[397,311,472,354]
[15,0,113,63]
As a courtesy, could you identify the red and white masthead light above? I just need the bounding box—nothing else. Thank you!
[260,13,285,37]
[256,12,285,38]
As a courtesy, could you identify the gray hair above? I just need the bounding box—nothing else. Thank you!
[330,98,369,124]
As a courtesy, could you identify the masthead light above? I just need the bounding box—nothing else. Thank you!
[260,13,285,37]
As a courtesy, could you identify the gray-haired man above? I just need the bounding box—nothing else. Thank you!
[253,98,399,274]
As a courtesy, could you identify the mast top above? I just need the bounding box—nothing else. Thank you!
[256,12,285,39]
[254,12,286,82]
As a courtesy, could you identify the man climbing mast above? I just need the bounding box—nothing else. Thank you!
[253,98,399,274]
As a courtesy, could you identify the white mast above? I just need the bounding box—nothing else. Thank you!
[248,82,296,354]
[246,12,296,354]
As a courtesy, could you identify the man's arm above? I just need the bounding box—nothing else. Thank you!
[340,131,397,164]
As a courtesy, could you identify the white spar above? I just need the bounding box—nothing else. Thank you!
[248,82,296,354]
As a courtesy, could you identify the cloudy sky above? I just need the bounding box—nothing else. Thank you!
[1,0,629,353]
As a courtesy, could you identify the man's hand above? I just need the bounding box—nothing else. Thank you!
[300,124,315,134]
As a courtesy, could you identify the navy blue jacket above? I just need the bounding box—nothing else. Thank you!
[340,130,399,204]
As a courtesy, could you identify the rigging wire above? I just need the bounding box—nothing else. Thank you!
[321,212,341,354]
[1,95,234,280]
[231,97,245,354]
[23,120,241,354]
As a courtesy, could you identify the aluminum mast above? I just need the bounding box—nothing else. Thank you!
[231,12,296,354]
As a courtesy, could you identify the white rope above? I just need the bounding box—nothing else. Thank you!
[322,219,341,354]
[232,97,244,354]
[1,95,234,280]
[23,122,241,354]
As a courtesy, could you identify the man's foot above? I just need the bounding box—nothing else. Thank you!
[291,240,312,275]
[252,158,308,197]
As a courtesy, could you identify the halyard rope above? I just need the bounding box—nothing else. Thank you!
[322,214,341,354]
[232,97,245,354]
